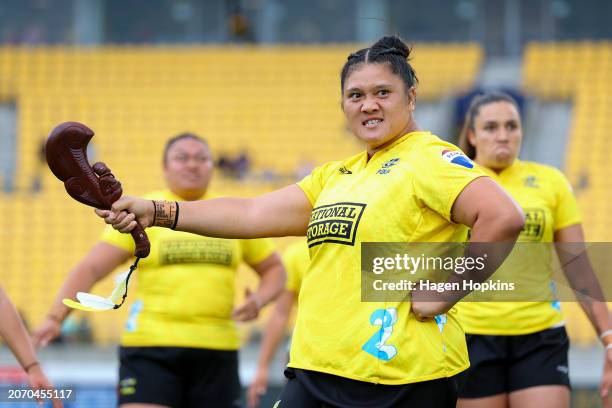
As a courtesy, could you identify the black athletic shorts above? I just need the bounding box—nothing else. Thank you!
[458,326,571,398]
[273,367,460,408]
[118,346,242,408]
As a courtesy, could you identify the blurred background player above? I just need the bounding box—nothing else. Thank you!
[98,36,524,407]
[0,286,62,408]
[247,239,309,408]
[33,133,285,408]
[457,92,612,408]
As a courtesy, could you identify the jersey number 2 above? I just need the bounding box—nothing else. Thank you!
[362,308,398,361]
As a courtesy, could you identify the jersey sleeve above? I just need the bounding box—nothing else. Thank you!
[412,144,487,222]
[100,225,135,253]
[240,238,277,266]
[296,161,339,206]
[550,168,582,230]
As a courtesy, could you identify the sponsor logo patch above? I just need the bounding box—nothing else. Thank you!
[119,377,137,396]
[521,208,546,241]
[307,202,366,247]
[160,239,233,265]
[441,149,474,168]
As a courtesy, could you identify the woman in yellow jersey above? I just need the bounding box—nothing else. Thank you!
[98,37,525,407]
[33,133,286,408]
[0,286,62,408]
[456,92,612,408]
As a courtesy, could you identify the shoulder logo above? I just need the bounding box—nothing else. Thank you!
[307,202,366,247]
[339,166,352,175]
[441,150,473,168]
[377,158,400,175]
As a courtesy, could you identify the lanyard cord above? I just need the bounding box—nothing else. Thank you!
[113,257,140,309]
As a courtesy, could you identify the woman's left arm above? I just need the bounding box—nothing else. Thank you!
[555,224,612,403]
[412,177,525,319]
[232,253,286,322]
[556,225,611,335]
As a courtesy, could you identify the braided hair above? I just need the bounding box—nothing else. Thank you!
[340,36,418,93]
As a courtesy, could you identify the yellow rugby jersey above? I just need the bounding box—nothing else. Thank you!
[458,160,581,335]
[281,240,310,338]
[291,131,487,385]
[282,240,310,294]
[101,190,276,350]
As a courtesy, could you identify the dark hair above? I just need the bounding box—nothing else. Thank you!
[458,92,520,159]
[340,36,418,93]
[163,132,209,165]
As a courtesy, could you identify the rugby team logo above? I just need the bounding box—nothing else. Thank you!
[524,175,539,188]
[306,202,366,247]
[441,149,474,168]
[377,157,400,175]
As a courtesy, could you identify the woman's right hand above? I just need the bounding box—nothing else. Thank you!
[27,364,64,408]
[411,300,450,321]
[247,368,269,408]
[95,196,154,232]
[410,287,455,321]
[32,318,62,348]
